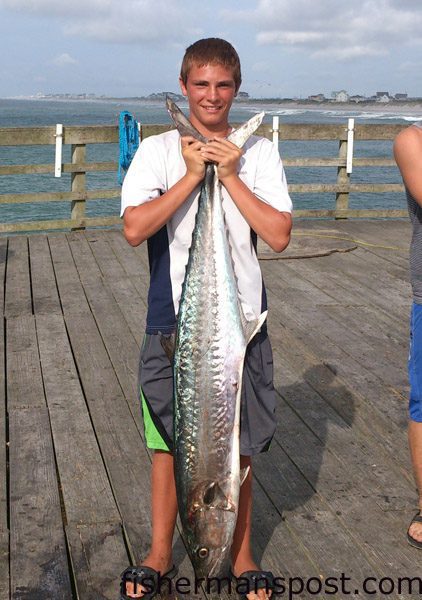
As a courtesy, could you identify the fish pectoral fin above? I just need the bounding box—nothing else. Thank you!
[203,482,236,512]
[239,466,250,486]
[242,310,268,345]
[160,333,176,363]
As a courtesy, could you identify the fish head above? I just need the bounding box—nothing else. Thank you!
[185,480,238,579]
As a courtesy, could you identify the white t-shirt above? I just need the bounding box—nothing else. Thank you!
[121,129,292,333]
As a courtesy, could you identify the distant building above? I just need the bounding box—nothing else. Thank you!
[376,94,391,103]
[331,90,349,102]
[308,94,325,102]
[395,93,408,100]
[376,91,390,97]
[147,91,184,101]
[237,91,250,99]
[349,95,367,103]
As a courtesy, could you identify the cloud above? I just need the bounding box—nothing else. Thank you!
[51,53,78,67]
[0,0,198,44]
[221,0,422,60]
[0,0,110,17]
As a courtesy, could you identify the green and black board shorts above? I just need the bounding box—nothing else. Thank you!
[138,330,276,456]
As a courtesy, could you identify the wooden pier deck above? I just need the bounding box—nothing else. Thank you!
[1,220,421,599]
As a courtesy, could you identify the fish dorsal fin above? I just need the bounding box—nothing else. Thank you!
[166,96,208,143]
[203,482,236,512]
[227,112,265,149]
[241,310,268,346]
[240,466,250,486]
[160,332,176,363]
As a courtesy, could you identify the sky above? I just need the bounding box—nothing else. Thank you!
[0,0,421,99]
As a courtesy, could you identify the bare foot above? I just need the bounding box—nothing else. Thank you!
[408,510,422,546]
[124,554,174,598]
[232,557,273,600]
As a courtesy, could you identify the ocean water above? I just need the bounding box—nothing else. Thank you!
[0,98,419,226]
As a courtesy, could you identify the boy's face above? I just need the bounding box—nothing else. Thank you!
[179,62,237,133]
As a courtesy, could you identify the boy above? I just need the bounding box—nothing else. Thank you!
[120,38,292,599]
[394,124,422,551]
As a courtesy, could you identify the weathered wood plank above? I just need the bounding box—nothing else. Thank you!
[266,277,410,441]
[6,315,45,411]
[289,183,404,194]
[277,249,409,330]
[0,530,9,600]
[3,224,421,595]
[28,235,62,315]
[0,316,7,600]
[0,218,121,234]
[293,209,408,218]
[48,234,92,315]
[268,315,411,477]
[36,312,120,525]
[0,242,6,595]
[274,354,414,500]
[85,231,147,345]
[255,438,379,583]
[0,123,405,148]
[0,318,6,529]
[67,232,140,412]
[0,189,120,205]
[263,257,411,447]
[275,247,409,324]
[107,230,150,300]
[9,407,72,600]
[321,220,409,263]
[49,234,143,437]
[63,311,151,556]
[272,400,419,575]
[0,239,7,316]
[0,161,117,175]
[4,237,32,318]
[66,523,128,600]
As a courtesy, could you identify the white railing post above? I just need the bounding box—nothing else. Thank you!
[272,116,279,149]
[54,124,63,178]
[347,118,355,174]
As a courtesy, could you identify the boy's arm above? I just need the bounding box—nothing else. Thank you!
[123,137,205,246]
[394,127,422,206]
[201,139,292,252]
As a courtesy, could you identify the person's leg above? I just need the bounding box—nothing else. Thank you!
[231,456,254,574]
[231,456,272,600]
[408,421,422,544]
[125,450,178,598]
[408,302,422,547]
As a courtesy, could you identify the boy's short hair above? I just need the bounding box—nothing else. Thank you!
[180,38,242,92]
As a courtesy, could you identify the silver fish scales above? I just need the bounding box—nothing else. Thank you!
[166,98,267,580]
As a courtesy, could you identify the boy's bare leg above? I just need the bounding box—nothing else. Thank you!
[231,456,272,600]
[125,450,178,598]
[408,421,422,543]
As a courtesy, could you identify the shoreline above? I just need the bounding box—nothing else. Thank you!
[2,96,422,114]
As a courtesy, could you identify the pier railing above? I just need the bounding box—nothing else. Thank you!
[0,122,407,234]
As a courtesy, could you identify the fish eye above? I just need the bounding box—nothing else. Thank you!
[197,547,209,559]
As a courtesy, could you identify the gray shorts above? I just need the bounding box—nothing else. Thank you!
[138,330,276,455]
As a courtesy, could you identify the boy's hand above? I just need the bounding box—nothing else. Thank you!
[200,138,243,182]
[181,136,206,182]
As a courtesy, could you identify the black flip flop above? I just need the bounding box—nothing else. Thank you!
[119,564,178,599]
[407,511,422,550]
